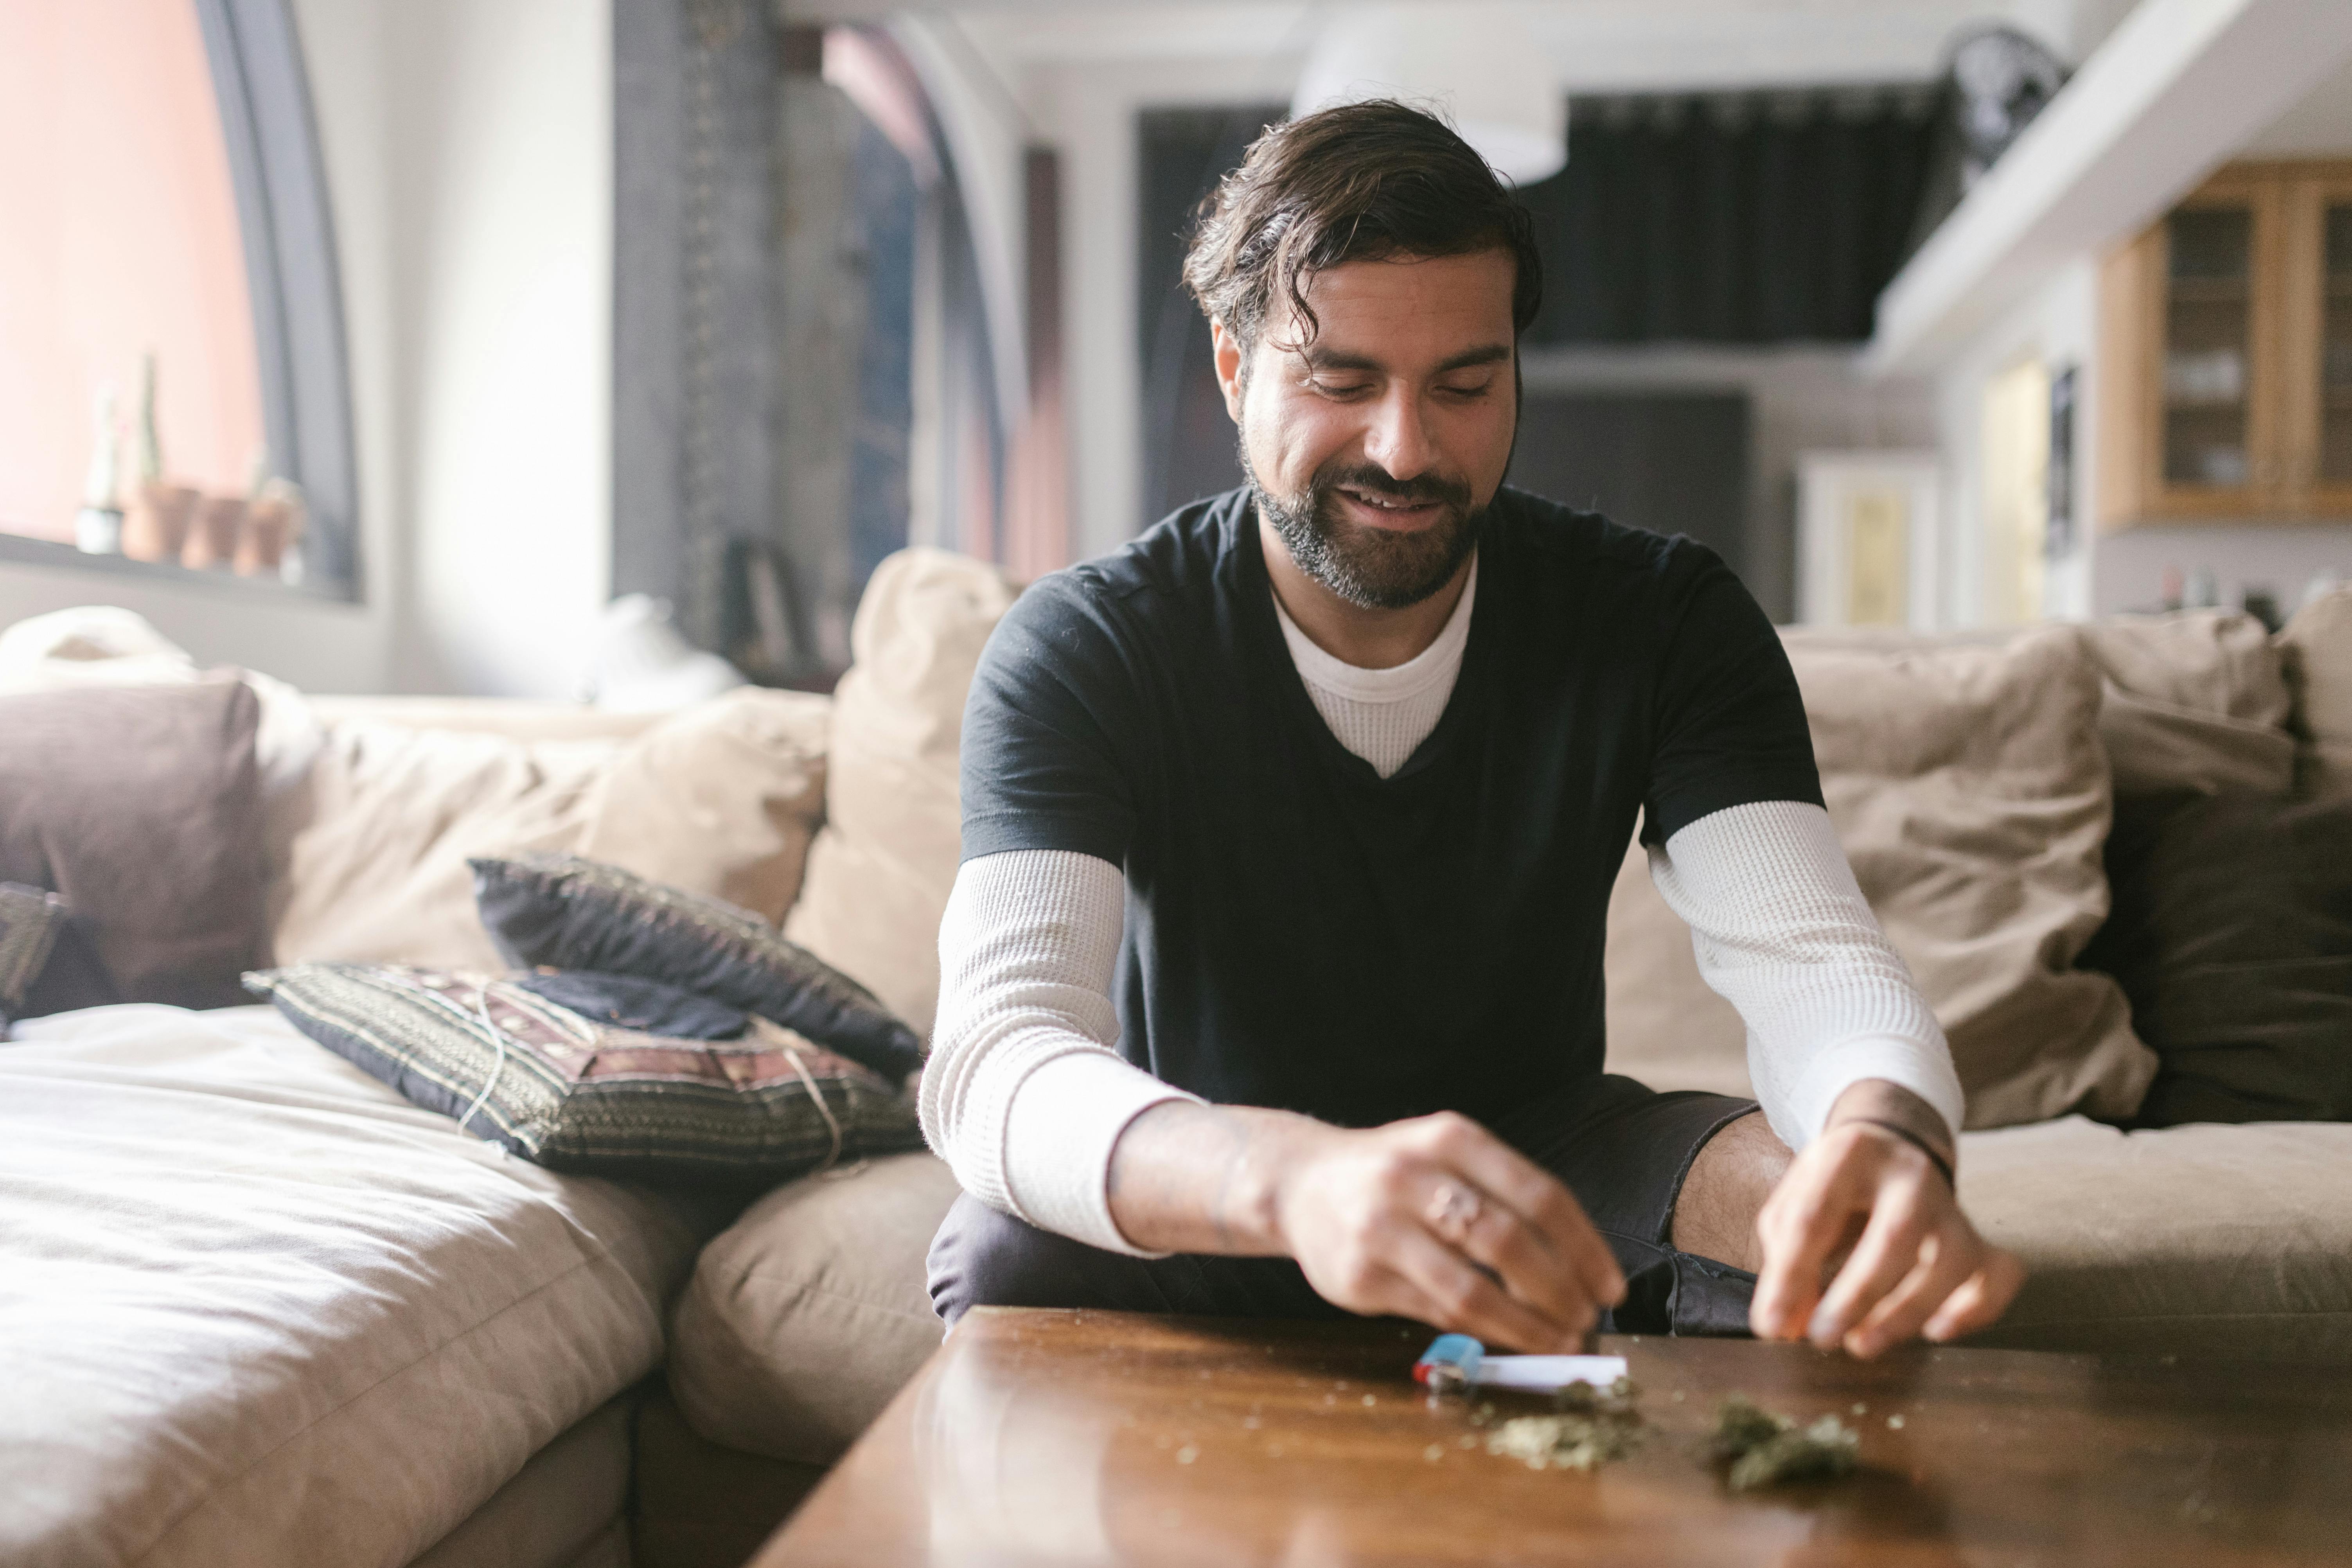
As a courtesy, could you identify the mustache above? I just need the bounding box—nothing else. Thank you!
[1312,463,1470,510]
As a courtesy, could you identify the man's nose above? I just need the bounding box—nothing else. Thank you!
[1363,386,1438,481]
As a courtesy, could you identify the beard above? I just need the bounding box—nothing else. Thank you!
[1245,444,1486,611]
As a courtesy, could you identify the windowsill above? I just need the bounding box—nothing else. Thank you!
[0,532,357,605]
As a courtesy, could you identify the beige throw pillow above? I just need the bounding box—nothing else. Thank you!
[1606,626,2156,1130]
[272,689,830,971]
[271,724,615,971]
[2079,611,2295,799]
[579,688,829,925]
[783,548,1020,1040]
[2280,586,2352,798]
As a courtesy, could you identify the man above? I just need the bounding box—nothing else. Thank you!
[921,101,2021,1356]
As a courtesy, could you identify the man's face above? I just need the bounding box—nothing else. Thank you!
[1214,248,1518,610]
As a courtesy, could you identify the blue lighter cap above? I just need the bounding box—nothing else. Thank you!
[1413,1333,1484,1390]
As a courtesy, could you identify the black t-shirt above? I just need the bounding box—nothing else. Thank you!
[959,485,1822,1130]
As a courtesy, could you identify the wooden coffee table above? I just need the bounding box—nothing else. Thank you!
[757,1307,2352,1566]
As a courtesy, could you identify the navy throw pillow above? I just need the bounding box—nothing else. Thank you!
[470,854,924,1084]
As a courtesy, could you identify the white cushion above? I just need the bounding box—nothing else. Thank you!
[0,1005,705,1568]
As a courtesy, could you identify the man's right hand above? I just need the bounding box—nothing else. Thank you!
[1108,1102,1625,1352]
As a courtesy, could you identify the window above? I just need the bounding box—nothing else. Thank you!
[0,0,356,596]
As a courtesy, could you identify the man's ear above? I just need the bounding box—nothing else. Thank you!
[1210,319,1246,422]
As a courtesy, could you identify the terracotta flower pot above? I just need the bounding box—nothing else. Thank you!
[120,481,198,563]
[183,495,246,570]
[236,495,291,575]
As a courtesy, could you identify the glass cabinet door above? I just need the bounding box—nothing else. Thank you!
[2162,205,2257,489]
[2321,203,2352,486]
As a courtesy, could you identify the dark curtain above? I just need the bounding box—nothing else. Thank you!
[1521,90,1937,346]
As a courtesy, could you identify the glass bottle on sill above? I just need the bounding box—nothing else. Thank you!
[72,383,124,554]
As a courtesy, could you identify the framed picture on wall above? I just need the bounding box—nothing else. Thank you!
[1795,452,1944,629]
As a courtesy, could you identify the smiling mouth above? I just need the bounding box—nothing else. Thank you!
[1337,487,1445,524]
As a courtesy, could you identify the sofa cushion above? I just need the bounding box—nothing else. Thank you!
[247,963,922,1179]
[2281,585,2352,798]
[0,1002,707,1567]
[2078,609,2297,803]
[1608,626,2154,1129]
[272,721,616,972]
[1957,1115,2352,1363]
[272,688,829,974]
[2085,792,2352,1125]
[0,679,270,1011]
[784,549,1019,1039]
[573,687,830,926]
[2080,609,2292,724]
[473,854,922,1083]
[668,1151,959,1466]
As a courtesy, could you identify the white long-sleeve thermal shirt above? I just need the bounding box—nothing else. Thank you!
[918,559,1964,1256]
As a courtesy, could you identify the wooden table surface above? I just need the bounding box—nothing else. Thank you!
[759,1308,2352,1566]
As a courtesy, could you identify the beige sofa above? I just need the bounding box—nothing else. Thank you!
[5,558,2349,1568]
[656,553,2352,1553]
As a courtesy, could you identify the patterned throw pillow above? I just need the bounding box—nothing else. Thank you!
[469,854,925,1084]
[0,883,69,1029]
[244,963,924,1178]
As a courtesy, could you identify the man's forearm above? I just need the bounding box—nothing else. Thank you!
[1105,1099,1329,1256]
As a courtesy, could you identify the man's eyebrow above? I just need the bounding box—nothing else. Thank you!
[1295,343,1513,375]
[1433,344,1513,373]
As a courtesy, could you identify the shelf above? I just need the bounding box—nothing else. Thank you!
[0,532,354,604]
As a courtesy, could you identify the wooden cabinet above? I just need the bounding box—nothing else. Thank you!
[2098,159,2352,530]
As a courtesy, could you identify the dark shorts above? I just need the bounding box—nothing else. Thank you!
[927,1074,1761,1338]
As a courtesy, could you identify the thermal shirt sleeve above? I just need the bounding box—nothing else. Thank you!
[1646,799,1965,1148]
[918,848,1199,1255]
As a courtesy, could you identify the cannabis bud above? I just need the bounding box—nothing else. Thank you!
[1709,1395,1860,1491]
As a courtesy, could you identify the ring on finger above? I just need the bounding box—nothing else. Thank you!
[1425,1180,1484,1243]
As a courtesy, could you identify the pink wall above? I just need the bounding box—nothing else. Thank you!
[0,0,265,542]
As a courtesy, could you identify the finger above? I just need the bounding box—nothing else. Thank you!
[1922,1247,2026,1342]
[1844,1229,1975,1358]
[1426,1179,1600,1340]
[1416,1116,1627,1307]
[1807,1179,1935,1349]
[1749,1155,1870,1340]
[1387,1223,1586,1352]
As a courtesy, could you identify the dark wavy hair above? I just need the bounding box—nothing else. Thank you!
[1180,99,1543,359]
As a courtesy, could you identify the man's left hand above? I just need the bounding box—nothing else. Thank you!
[1749,1084,2023,1358]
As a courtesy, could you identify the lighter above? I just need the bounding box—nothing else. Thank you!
[1412,1334,1628,1395]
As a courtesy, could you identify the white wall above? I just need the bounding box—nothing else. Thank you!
[0,0,613,697]
[1928,260,2100,625]
[348,0,612,697]
[2241,52,2352,156]
[0,557,390,692]
[2092,523,2352,616]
